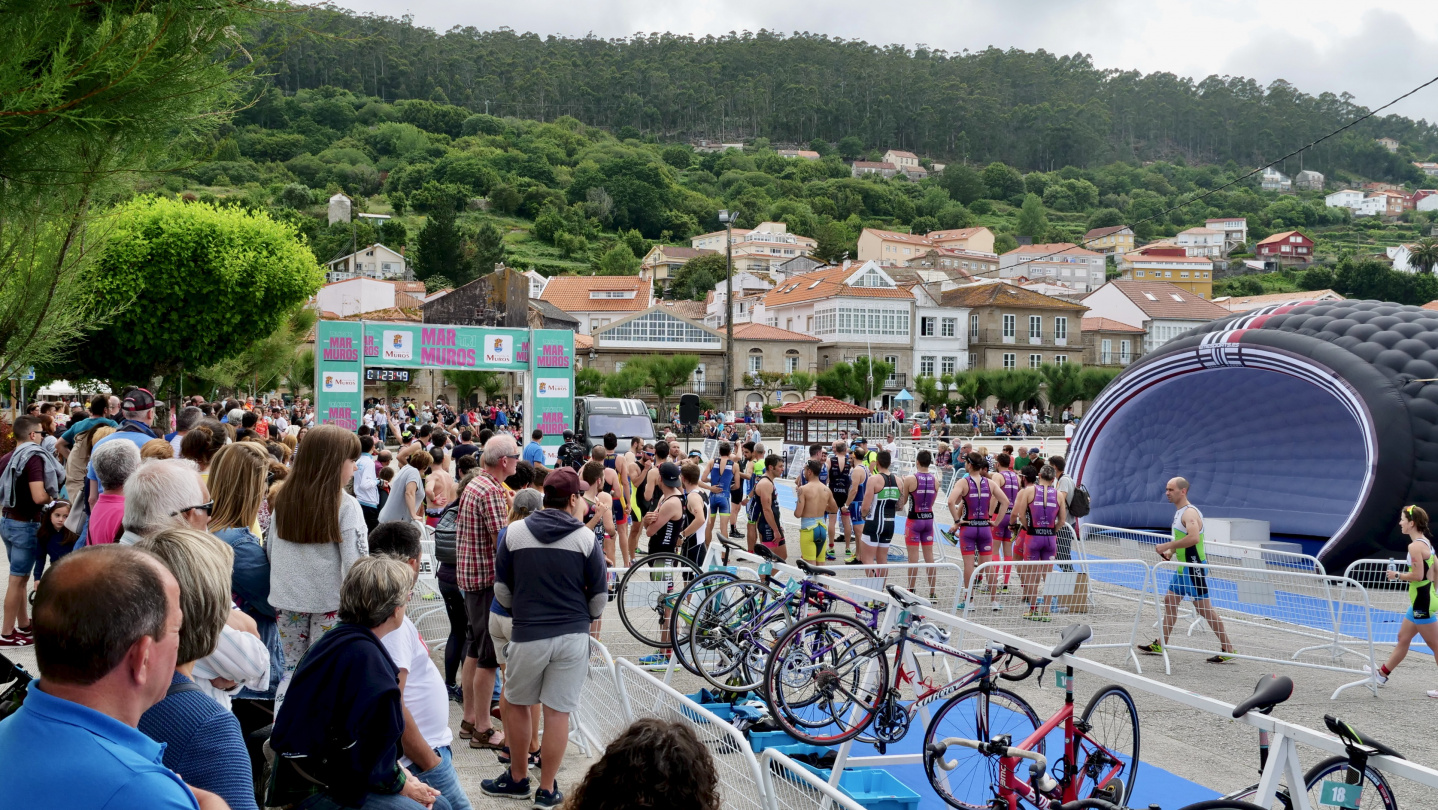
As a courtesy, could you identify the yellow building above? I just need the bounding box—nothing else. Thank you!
[1083,225,1135,256]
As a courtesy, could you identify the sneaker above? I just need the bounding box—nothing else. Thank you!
[1426,690,1438,699]
[826,548,837,561]
[533,787,564,809]
[1136,639,1164,655]
[729,527,743,539]
[529,752,543,772]
[1362,664,1389,686]
[638,653,669,669]
[12,625,32,639]
[481,771,533,800]
[1001,584,1010,594]
[940,528,959,545]
[0,634,31,648]
[448,683,464,703]
[954,602,966,612]
[1206,654,1236,664]
[930,591,939,601]
[990,602,1001,611]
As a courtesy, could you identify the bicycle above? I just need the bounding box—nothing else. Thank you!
[762,584,1052,758]
[668,540,761,678]
[924,623,1141,809]
[614,551,703,654]
[1217,674,1401,810]
[687,555,887,693]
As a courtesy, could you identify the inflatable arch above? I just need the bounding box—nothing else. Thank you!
[1069,299,1438,572]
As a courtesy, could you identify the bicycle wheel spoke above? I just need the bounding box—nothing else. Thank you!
[924,686,1042,810]
[1077,685,1141,806]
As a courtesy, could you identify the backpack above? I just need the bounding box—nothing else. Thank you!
[1067,480,1091,518]
[433,502,460,567]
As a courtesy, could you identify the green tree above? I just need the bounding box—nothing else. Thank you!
[990,369,1042,411]
[837,136,865,160]
[812,220,854,263]
[849,356,893,406]
[601,363,650,398]
[0,1,250,379]
[940,164,987,204]
[60,196,323,386]
[645,355,701,413]
[912,375,944,411]
[1038,362,1085,414]
[981,162,1026,200]
[575,367,605,397]
[1086,208,1126,230]
[286,347,316,400]
[1016,194,1050,239]
[816,362,859,401]
[744,370,788,406]
[670,253,726,300]
[597,241,641,275]
[1410,238,1438,274]
[1078,367,1121,404]
[786,371,817,399]
[446,369,503,405]
[413,207,464,281]
[472,221,507,277]
[197,306,317,400]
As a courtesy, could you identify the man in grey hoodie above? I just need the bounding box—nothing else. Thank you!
[482,467,606,808]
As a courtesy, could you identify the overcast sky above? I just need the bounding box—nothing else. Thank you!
[327,0,1438,122]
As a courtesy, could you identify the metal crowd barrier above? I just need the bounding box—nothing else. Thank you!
[571,638,629,757]
[614,658,770,810]
[762,749,867,810]
[1149,561,1379,698]
[1078,523,1325,577]
[1342,558,1419,647]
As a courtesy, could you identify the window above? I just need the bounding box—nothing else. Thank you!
[1029,354,1042,369]
[1003,353,1016,370]
[604,312,721,346]
[1055,317,1068,341]
[920,355,936,376]
[786,318,793,331]
[748,350,763,373]
[1143,292,1158,301]
[1120,340,1131,363]
[941,317,957,337]
[1003,314,1016,339]
[1029,316,1042,340]
[941,356,956,374]
[970,314,979,339]
[884,356,898,383]
[785,352,800,373]
[1170,294,1184,302]
[1136,271,1145,277]
[921,317,936,337]
[615,361,625,372]
[968,352,977,369]
[1055,355,1068,365]
[590,290,636,299]
[1101,339,1112,364]
[1180,271,1190,278]
[1164,271,1172,278]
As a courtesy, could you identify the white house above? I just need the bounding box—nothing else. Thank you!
[1205,217,1249,250]
[325,243,408,282]
[705,272,774,328]
[1418,195,1438,213]
[910,282,971,380]
[1261,167,1292,192]
[883,149,920,170]
[315,278,427,317]
[1081,280,1231,353]
[1175,227,1226,258]
[1325,189,1365,210]
[523,269,549,299]
[998,243,1107,293]
[1387,244,1432,274]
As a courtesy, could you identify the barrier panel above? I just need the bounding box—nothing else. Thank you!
[614,658,769,810]
[408,537,449,648]
[571,639,629,757]
[1149,561,1379,698]
[955,558,1149,671]
[1342,558,1415,647]
[762,749,867,810]
[1079,523,1325,576]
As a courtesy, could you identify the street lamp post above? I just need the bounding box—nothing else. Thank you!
[719,210,736,416]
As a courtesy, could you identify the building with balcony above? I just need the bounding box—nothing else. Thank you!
[939,281,1087,371]
[998,243,1107,293]
[639,245,716,284]
[856,226,996,263]
[324,243,408,282]
[1205,217,1249,251]
[1254,231,1316,265]
[1081,317,1145,367]
[1083,225,1135,256]
[1122,245,1215,298]
[689,221,817,276]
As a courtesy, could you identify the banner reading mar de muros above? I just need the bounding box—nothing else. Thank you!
[314,321,574,452]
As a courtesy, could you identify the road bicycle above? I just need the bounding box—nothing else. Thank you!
[762,584,1053,756]
[687,555,886,692]
[925,623,1140,809]
[614,551,703,652]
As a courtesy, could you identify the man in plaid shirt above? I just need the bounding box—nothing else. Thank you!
[457,433,519,750]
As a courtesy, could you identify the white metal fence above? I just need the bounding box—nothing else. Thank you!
[1342,558,1417,647]
[571,639,630,757]
[762,749,867,810]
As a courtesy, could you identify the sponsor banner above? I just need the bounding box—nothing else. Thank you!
[322,371,359,393]
[382,330,413,361]
[536,377,570,398]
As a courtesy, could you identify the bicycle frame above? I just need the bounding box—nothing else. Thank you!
[993,664,1124,809]
[886,619,992,721]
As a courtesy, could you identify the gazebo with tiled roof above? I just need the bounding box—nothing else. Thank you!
[772,396,874,445]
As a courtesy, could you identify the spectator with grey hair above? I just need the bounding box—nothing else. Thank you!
[0,544,230,809]
[267,556,449,810]
[87,439,141,546]
[455,432,518,750]
[168,405,204,457]
[119,458,211,545]
[135,528,257,810]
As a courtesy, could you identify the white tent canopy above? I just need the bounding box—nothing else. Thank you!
[37,380,110,397]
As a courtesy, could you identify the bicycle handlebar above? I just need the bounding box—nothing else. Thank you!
[998,645,1051,682]
[926,737,1048,774]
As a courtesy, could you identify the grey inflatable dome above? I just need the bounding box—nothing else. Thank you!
[1070,299,1436,571]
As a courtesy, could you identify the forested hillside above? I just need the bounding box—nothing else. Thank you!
[243,5,1437,177]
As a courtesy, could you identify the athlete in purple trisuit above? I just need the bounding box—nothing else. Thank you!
[992,452,1023,595]
[1009,464,1066,620]
[897,450,941,597]
[943,451,1010,611]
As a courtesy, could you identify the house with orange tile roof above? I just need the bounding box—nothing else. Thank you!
[941,281,1087,371]
[639,245,716,284]
[1120,244,1215,298]
[1083,225,1135,257]
[1081,280,1229,352]
[856,226,996,263]
[689,221,817,276]
[1081,317,1145,367]
[882,149,920,170]
[538,274,653,334]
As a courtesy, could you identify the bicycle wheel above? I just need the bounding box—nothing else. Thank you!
[669,570,739,677]
[616,553,701,649]
[1072,684,1140,807]
[923,686,1044,810]
[763,611,887,745]
[1178,802,1268,810]
[1303,756,1398,810]
[687,580,787,691]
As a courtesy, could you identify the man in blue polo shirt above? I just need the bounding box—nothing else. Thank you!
[523,428,547,468]
[0,544,226,809]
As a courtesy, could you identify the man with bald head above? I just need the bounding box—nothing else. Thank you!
[0,545,227,808]
[1136,477,1237,664]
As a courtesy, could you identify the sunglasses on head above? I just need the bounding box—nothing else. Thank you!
[170,501,213,517]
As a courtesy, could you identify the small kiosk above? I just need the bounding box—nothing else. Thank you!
[774,397,874,464]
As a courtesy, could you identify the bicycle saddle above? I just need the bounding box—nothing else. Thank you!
[1049,624,1091,658]
[886,584,932,608]
[1231,674,1293,718]
[752,543,778,561]
[1324,715,1404,759]
[796,558,835,577]
[718,538,744,552]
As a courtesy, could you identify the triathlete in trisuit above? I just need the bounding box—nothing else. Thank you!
[825,441,858,563]
[700,442,736,549]
[943,452,1010,611]
[897,450,940,598]
[992,452,1023,594]
[600,433,634,563]
[730,441,754,539]
[858,450,900,578]
[845,442,871,565]
[1138,477,1237,663]
[1366,505,1438,694]
[624,440,655,562]
[747,454,785,558]
[635,461,692,666]
[634,440,669,554]
[743,443,768,548]
[798,444,836,561]
[593,445,629,565]
[677,463,710,567]
[796,459,839,565]
[580,460,619,637]
[1009,464,1065,621]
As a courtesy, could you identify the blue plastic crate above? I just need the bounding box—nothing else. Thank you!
[679,701,736,723]
[748,729,811,753]
[754,739,832,759]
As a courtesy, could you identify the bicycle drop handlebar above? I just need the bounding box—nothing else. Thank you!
[996,644,1051,682]
[926,737,1049,774]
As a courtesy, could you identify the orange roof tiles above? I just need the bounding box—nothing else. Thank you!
[1102,280,1230,320]
[732,323,821,342]
[773,396,874,417]
[1082,317,1145,334]
[928,227,987,242]
[1005,243,1103,258]
[762,265,913,307]
[940,282,1087,311]
[1084,225,1131,239]
[539,275,651,312]
[1255,231,1312,247]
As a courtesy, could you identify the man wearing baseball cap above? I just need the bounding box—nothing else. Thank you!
[485,466,606,808]
[85,388,161,509]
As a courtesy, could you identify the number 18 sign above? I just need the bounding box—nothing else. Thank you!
[1319,780,1362,809]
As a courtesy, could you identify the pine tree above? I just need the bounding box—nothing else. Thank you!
[413,208,464,281]
[472,221,507,277]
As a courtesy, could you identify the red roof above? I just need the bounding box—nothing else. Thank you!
[1082,317,1145,334]
[772,396,874,417]
[1255,230,1312,247]
[539,275,652,312]
[1004,242,1103,258]
[731,323,820,342]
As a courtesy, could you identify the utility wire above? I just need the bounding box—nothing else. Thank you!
[1010,72,1438,270]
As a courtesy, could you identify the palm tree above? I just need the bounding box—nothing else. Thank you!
[1410,238,1438,274]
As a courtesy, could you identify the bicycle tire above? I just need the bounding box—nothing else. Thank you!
[687,579,788,691]
[1301,756,1398,810]
[1074,684,1140,807]
[615,553,701,649]
[669,570,739,677]
[923,686,1045,810]
[1177,802,1268,810]
[762,611,887,745]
